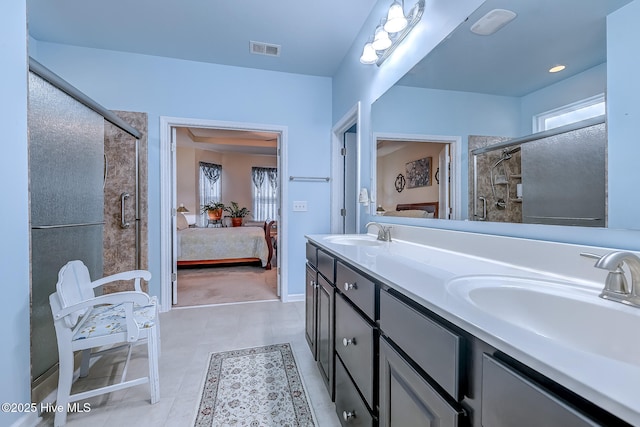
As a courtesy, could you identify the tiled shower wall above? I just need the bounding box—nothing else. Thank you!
[468,135,522,223]
[103,111,148,293]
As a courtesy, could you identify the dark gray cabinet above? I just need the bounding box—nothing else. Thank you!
[304,263,317,359]
[306,244,335,398]
[379,337,464,427]
[334,263,378,426]
[335,293,375,409]
[317,273,335,399]
[336,260,376,319]
[335,357,374,426]
[482,354,600,427]
[305,239,629,427]
[379,288,466,427]
[379,289,463,400]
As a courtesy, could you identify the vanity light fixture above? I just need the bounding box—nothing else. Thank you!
[360,0,425,66]
[384,1,408,33]
[549,64,566,73]
[360,40,379,64]
[372,24,393,51]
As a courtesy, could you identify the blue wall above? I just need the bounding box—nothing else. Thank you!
[607,0,640,230]
[31,41,333,300]
[1,1,31,425]
[520,63,606,135]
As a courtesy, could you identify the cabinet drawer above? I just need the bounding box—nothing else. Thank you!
[379,337,464,427]
[317,249,335,283]
[306,242,317,267]
[379,289,463,400]
[336,261,376,320]
[335,293,374,408]
[335,357,374,427]
[482,355,599,427]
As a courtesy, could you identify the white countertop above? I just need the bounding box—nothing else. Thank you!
[306,231,640,425]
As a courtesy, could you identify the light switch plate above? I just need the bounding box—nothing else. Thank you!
[293,201,308,211]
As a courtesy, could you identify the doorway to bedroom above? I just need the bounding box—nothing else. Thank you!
[160,117,287,310]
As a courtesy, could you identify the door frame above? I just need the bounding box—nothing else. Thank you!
[372,132,462,220]
[160,116,288,312]
[330,102,362,234]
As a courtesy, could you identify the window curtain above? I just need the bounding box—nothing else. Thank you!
[199,162,222,226]
[252,167,278,221]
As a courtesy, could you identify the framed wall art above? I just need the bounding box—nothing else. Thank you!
[405,157,432,188]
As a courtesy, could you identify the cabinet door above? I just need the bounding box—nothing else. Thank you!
[317,274,335,400]
[379,337,464,427]
[305,264,317,359]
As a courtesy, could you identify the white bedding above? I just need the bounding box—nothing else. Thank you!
[177,226,269,266]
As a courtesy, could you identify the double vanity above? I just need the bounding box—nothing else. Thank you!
[305,225,640,426]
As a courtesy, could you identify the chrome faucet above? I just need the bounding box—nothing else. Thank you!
[581,251,640,307]
[365,222,392,242]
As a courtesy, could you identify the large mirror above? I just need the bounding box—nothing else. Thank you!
[371,0,632,227]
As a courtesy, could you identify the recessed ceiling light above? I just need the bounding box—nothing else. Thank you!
[470,9,517,36]
[549,65,566,73]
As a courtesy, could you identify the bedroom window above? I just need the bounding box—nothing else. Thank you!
[251,167,278,221]
[199,162,222,226]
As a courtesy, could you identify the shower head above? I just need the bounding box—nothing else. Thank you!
[495,146,521,163]
[502,146,521,156]
[505,145,522,154]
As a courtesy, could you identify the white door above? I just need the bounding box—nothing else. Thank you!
[343,129,358,233]
[438,145,450,219]
[171,126,178,304]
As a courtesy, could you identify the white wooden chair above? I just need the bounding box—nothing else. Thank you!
[49,260,160,426]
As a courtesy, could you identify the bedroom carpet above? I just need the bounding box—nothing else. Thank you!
[177,265,278,307]
[194,343,315,426]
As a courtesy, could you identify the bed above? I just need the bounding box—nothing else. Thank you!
[177,218,274,269]
[383,202,439,218]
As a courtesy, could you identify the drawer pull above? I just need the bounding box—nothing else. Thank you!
[309,280,317,289]
[342,410,356,421]
[344,282,357,291]
[342,337,356,347]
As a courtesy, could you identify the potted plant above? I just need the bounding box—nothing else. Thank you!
[224,201,250,227]
[201,201,225,221]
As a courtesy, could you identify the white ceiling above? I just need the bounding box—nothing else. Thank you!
[398,0,632,96]
[26,0,378,77]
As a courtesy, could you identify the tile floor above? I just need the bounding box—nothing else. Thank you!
[37,300,341,427]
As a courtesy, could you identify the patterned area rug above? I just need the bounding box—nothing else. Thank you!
[194,343,315,426]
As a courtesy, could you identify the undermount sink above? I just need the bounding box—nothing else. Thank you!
[446,275,640,365]
[324,234,384,246]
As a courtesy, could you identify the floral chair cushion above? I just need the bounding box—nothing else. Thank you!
[73,299,157,341]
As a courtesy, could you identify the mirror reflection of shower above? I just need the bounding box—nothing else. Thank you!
[490,146,521,209]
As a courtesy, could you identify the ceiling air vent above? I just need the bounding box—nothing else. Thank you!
[250,41,281,57]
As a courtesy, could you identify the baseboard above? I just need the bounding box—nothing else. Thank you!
[284,293,304,302]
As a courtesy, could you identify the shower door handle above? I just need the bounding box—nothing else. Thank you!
[476,196,487,221]
[120,192,131,229]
